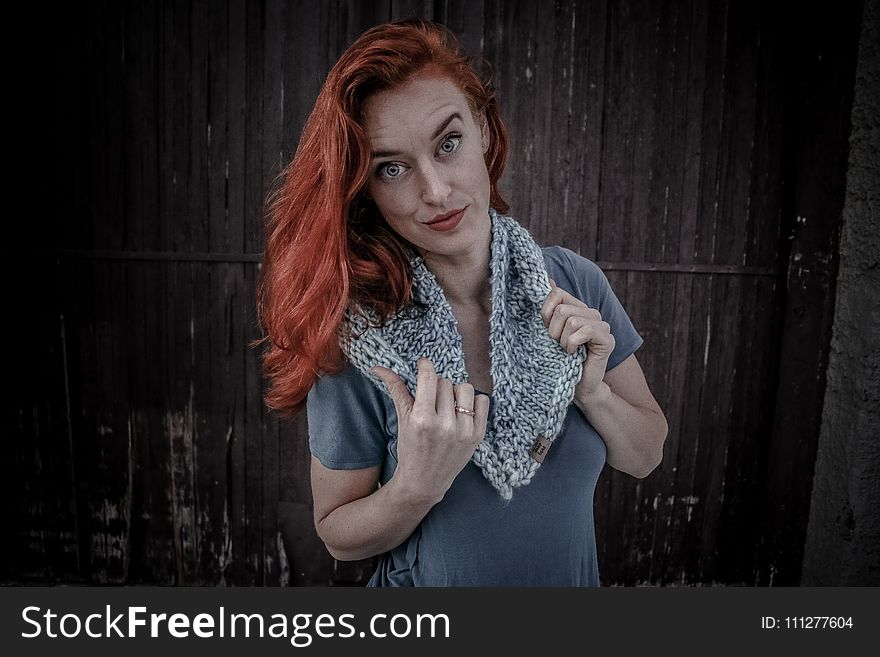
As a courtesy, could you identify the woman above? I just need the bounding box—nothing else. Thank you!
[257,19,667,586]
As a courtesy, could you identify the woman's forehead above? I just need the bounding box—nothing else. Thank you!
[363,75,476,139]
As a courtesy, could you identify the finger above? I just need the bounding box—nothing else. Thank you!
[569,322,615,359]
[547,303,583,340]
[453,382,476,427]
[436,376,455,419]
[371,366,415,414]
[540,286,566,327]
[413,357,438,415]
[473,393,490,440]
[548,277,557,289]
[560,316,590,353]
[579,330,616,390]
[541,281,600,325]
[552,285,600,314]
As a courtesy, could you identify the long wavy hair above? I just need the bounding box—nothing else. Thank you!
[256,19,510,416]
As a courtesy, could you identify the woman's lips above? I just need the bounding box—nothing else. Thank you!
[426,208,466,232]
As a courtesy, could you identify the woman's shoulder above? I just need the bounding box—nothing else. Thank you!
[307,359,393,471]
[540,245,606,289]
[308,359,386,412]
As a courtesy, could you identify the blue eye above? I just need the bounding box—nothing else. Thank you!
[438,134,461,155]
[378,162,405,179]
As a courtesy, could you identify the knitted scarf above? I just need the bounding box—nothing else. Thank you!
[341,209,585,500]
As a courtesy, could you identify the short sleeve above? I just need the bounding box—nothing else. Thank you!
[306,361,390,470]
[542,246,644,371]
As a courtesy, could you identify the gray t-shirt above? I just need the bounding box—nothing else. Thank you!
[307,246,643,586]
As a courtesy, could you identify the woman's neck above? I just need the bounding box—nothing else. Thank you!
[420,235,492,313]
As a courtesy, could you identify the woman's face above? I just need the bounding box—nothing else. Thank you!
[362,75,491,259]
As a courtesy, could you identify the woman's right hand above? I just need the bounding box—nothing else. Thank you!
[371,357,489,504]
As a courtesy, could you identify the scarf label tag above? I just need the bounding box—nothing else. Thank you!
[529,435,552,463]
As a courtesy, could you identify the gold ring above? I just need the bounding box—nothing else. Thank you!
[454,405,476,416]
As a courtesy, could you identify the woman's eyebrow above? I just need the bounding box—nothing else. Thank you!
[429,111,462,140]
[370,112,463,159]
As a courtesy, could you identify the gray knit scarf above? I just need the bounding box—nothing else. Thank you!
[341,209,585,500]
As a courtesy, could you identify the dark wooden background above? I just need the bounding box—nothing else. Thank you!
[5,0,864,585]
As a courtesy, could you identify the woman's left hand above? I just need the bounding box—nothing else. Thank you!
[541,278,616,401]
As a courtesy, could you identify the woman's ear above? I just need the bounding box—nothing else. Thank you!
[480,115,490,155]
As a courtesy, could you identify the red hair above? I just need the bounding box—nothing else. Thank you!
[256,19,510,416]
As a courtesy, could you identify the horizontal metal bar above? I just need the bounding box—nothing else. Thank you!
[44,250,779,276]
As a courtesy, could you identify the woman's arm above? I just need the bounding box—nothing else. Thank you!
[543,280,668,478]
[311,459,439,561]
[310,357,489,561]
[573,354,667,478]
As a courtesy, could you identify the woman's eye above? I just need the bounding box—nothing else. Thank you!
[379,162,404,179]
[438,134,461,155]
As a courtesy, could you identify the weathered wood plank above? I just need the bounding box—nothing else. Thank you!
[89,1,125,251]
[342,0,391,52]
[124,261,165,583]
[435,0,484,60]
[207,0,230,253]
[676,0,708,265]
[391,0,432,21]
[649,272,694,582]
[84,261,133,583]
[716,275,781,583]
[139,0,162,253]
[226,0,248,254]
[563,0,606,256]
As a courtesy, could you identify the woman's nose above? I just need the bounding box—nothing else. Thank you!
[419,163,451,205]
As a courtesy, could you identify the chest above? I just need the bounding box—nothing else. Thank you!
[450,304,493,395]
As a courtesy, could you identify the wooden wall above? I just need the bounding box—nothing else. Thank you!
[5,0,864,585]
